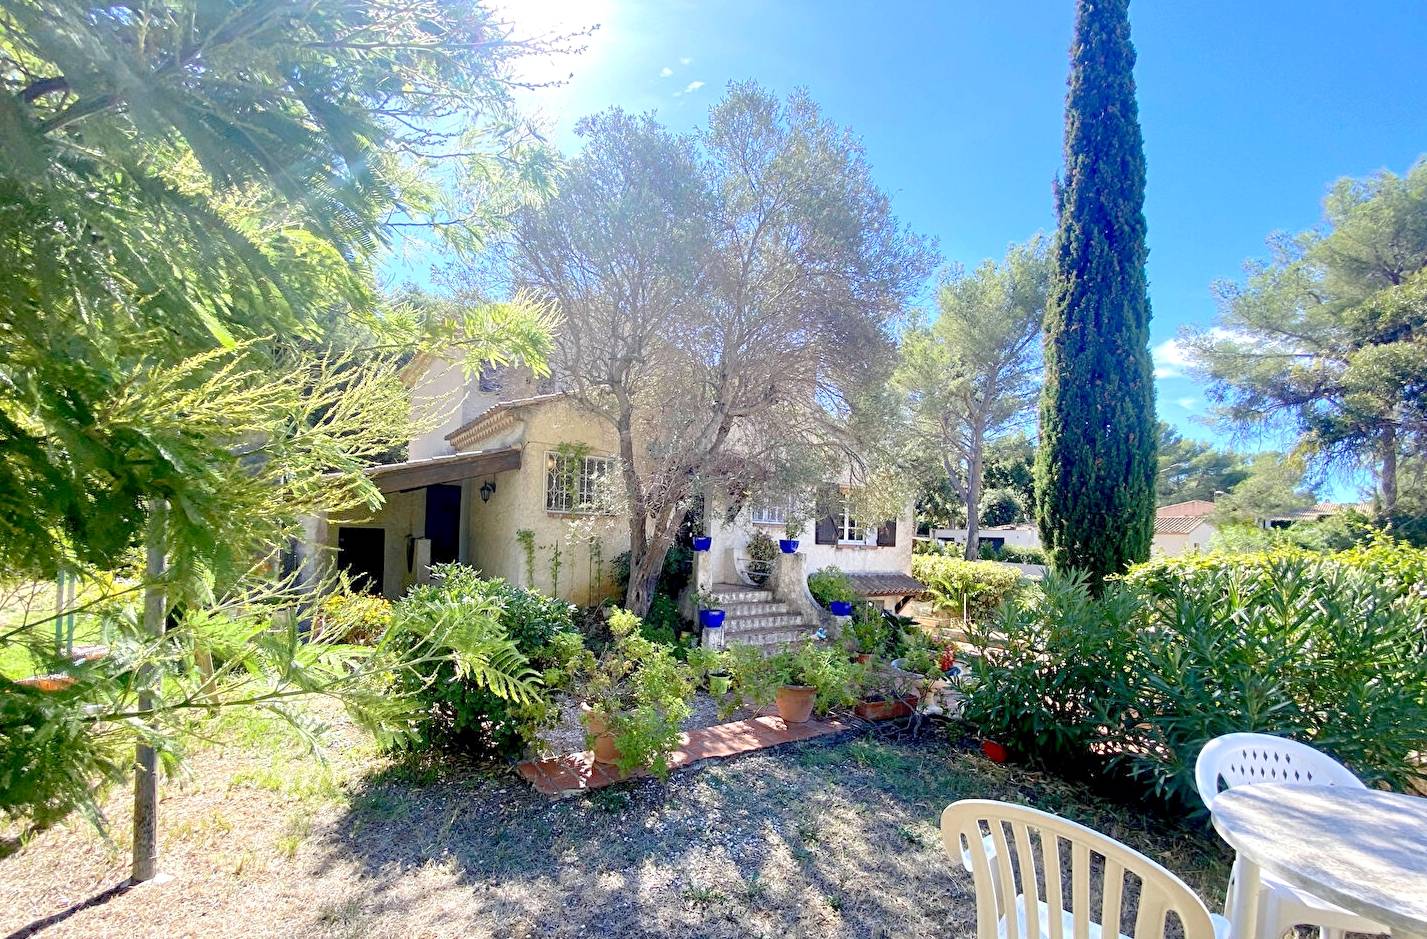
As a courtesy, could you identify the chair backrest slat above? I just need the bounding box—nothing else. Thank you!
[1194,732,1364,811]
[1044,834,1067,939]
[943,800,1218,939]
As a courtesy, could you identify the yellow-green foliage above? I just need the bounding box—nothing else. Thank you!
[911,555,1024,622]
[316,592,394,645]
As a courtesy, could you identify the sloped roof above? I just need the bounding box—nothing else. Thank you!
[363,446,521,493]
[845,571,924,598]
[1156,500,1216,519]
[1154,514,1212,534]
[444,392,569,450]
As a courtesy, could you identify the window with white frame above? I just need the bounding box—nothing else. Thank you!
[545,452,614,513]
[750,497,789,525]
[837,493,875,545]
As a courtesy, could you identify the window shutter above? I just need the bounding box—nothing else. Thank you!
[814,484,838,545]
[876,519,897,547]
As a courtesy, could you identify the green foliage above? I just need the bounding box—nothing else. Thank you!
[1036,0,1156,584]
[978,488,1026,527]
[386,566,581,759]
[745,529,778,586]
[1185,159,1427,513]
[516,529,537,586]
[1209,511,1378,554]
[807,566,858,607]
[1209,453,1317,525]
[576,608,695,777]
[1156,423,1250,505]
[965,549,1427,811]
[845,602,892,656]
[910,555,1023,623]
[723,641,865,717]
[978,543,1048,565]
[640,594,684,649]
[314,591,393,645]
[895,241,1049,557]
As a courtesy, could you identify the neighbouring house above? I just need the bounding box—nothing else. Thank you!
[1153,500,1218,555]
[298,356,919,632]
[1260,502,1362,529]
[932,503,1219,559]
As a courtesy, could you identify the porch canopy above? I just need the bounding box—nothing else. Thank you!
[364,446,521,494]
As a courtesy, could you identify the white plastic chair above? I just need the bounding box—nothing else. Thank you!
[943,799,1228,939]
[1195,733,1389,939]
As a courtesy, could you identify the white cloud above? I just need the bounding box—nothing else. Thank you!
[1175,397,1198,410]
[673,79,705,97]
[1152,338,1195,379]
[659,66,673,78]
[679,56,693,65]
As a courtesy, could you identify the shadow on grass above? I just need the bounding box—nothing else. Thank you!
[308,730,1231,938]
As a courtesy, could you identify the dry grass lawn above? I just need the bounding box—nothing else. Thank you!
[0,704,1231,939]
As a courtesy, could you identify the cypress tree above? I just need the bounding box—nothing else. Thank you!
[1035,0,1157,584]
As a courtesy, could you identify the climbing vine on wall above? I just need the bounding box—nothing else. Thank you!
[516,528,536,586]
[588,535,603,596]
[548,539,563,598]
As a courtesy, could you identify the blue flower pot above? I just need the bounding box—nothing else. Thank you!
[699,609,725,629]
[692,536,712,552]
[779,539,799,553]
[829,600,854,617]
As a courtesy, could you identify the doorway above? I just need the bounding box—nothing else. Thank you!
[425,484,462,566]
[336,527,385,595]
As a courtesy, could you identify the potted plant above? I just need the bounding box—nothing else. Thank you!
[725,642,863,724]
[807,566,858,617]
[574,608,696,776]
[779,506,809,554]
[745,529,778,586]
[854,665,919,721]
[695,588,725,630]
[692,533,712,552]
[845,602,890,664]
[687,647,732,696]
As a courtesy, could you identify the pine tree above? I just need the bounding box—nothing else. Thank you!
[1035,0,1157,583]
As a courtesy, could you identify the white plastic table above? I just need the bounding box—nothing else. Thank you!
[1211,784,1427,939]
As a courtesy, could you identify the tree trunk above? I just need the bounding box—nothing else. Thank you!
[1379,423,1399,515]
[963,427,986,561]
[624,525,677,615]
[131,500,166,884]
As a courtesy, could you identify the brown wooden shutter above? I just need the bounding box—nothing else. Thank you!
[876,519,897,546]
[814,484,838,545]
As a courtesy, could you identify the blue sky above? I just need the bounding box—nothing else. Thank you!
[419,1,1426,493]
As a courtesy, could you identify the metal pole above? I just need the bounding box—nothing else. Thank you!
[131,500,166,883]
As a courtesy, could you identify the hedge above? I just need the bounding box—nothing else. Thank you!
[910,555,1024,623]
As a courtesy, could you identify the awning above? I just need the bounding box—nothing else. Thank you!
[364,447,521,493]
[846,571,924,598]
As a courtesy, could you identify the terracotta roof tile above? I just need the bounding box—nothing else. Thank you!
[845,571,924,597]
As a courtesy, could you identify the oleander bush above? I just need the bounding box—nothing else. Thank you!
[963,542,1427,812]
[386,565,585,759]
[910,555,1024,623]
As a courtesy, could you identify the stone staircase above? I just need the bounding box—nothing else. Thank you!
[707,583,820,652]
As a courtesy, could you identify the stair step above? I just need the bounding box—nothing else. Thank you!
[720,625,821,649]
[720,600,790,617]
[710,588,771,604]
[723,612,806,631]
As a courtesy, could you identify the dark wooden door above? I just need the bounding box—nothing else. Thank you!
[425,484,462,566]
[336,527,385,595]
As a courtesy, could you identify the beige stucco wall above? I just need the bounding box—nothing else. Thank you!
[463,398,627,606]
[315,488,428,599]
[706,495,915,587]
[1152,522,1216,556]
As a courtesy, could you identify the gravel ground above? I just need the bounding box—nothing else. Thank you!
[0,704,1231,939]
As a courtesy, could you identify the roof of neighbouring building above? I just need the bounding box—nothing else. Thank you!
[1156,500,1217,519]
[1154,514,1213,535]
[845,571,924,598]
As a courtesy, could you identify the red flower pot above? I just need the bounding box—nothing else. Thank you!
[981,739,1009,763]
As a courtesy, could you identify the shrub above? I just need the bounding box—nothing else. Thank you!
[575,608,695,777]
[723,641,865,716]
[911,555,1023,623]
[387,565,584,760]
[746,529,778,586]
[964,550,1427,812]
[845,601,891,656]
[314,591,393,644]
[807,566,857,606]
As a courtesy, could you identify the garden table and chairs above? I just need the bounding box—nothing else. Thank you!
[1197,732,1425,939]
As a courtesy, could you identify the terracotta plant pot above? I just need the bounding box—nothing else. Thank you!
[580,704,622,765]
[854,652,873,665]
[775,685,817,724]
[854,693,917,722]
[981,739,1009,763]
